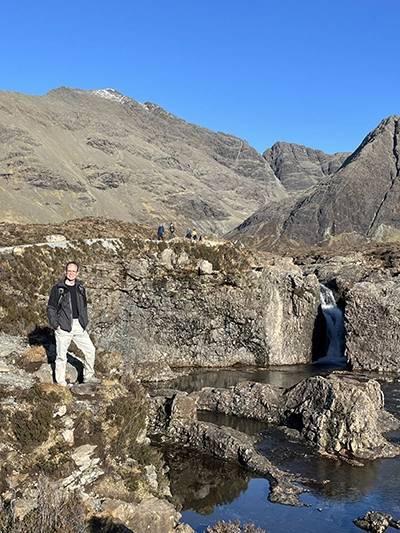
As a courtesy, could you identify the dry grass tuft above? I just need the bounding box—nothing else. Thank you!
[23,346,47,362]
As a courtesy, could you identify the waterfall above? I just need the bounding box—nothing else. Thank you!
[315,284,347,368]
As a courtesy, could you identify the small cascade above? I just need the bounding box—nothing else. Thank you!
[315,284,347,368]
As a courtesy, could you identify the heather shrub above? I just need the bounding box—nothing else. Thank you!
[10,384,64,452]
[105,376,148,460]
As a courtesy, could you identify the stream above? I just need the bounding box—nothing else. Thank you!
[158,365,400,533]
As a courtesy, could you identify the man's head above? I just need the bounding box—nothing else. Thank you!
[65,262,79,283]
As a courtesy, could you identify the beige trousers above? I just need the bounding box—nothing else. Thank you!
[54,319,96,385]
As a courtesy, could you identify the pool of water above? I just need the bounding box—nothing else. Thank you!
[156,365,400,532]
[162,364,329,393]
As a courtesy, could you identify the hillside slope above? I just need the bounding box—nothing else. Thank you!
[0,87,345,236]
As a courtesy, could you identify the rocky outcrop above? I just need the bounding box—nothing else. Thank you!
[5,221,400,374]
[0,336,193,533]
[98,497,181,533]
[264,141,349,191]
[148,390,307,506]
[195,381,282,423]
[354,511,400,533]
[89,252,320,368]
[147,372,400,515]
[345,279,400,372]
[187,375,400,460]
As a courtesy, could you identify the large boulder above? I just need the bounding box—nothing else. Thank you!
[98,497,181,533]
[279,374,400,459]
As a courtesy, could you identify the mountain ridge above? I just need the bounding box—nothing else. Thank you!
[228,115,400,249]
[0,86,346,237]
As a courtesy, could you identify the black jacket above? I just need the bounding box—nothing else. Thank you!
[47,278,89,332]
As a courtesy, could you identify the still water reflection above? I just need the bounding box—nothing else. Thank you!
[164,364,325,393]
[155,365,400,532]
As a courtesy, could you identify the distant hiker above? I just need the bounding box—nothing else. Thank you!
[186,228,192,239]
[169,222,175,239]
[157,224,165,240]
[46,262,101,387]
[192,229,197,241]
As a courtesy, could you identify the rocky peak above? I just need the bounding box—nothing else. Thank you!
[263,141,350,191]
[90,88,133,104]
[229,115,400,250]
[341,114,400,171]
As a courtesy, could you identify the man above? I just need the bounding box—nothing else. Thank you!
[47,261,101,386]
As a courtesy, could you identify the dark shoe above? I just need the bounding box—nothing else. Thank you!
[84,375,102,384]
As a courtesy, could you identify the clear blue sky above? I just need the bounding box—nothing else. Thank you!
[1,0,398,155]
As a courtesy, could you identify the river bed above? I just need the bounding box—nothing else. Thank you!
[156,365,400,533]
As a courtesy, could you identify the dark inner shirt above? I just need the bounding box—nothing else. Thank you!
[66,284,79,319]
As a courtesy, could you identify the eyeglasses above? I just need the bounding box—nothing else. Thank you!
[66,270,78,273]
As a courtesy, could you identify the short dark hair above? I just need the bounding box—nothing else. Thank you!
[66,261,79,271]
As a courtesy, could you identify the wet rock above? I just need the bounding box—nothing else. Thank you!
[148,392,306,506]
[354,511,400,533]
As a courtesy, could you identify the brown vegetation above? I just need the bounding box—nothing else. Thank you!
[205,520,267,533]
[0,218,257,336]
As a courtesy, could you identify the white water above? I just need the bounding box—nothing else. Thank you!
[316,284,347,367]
